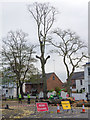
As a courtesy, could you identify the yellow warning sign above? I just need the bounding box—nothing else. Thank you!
[61,101,71,110]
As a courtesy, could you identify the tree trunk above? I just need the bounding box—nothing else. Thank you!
[42,63,47,99]
[41,47,47,99]
[20,83,23,98]
[17,85,19,98]
[67,76,72,96]
[67,83,70,96]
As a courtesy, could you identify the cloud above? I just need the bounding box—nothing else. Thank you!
[1,0,88,82]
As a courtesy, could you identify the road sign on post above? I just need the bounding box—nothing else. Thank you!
[36,102,49,112]
[61,101,71,110]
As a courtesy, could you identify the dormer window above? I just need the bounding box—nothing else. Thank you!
[53,76,55,80]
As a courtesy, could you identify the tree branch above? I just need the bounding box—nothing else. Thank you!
[44,55,50,64]
[36,55,41,60]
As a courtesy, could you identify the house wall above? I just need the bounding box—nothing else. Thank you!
[47,73,63,90]
[37,84,43,93]
[2,83,17,98]
[76,79,84,92]
[84,64,90,93]
[8,88,17,98]
[2,87,17,98]
[25,84,43,93]
[84,65,89,93]
[25,73,63,94]
[71,63,90,94]
[25,84,32,93]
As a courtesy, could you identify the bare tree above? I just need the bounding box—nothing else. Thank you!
[48,28,88,95]
[2,67,16,85]
[2,30,36,97]
[28,2,57,98]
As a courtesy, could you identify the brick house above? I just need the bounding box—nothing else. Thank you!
[25,72,63,95]
[66,71,84,93]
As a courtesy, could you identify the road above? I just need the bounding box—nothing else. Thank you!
[1,100,90,119]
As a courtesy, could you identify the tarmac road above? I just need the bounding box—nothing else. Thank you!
[1,100,90,119]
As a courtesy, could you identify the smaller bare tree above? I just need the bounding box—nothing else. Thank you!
[2,30,36,97]
[48,28,88,95]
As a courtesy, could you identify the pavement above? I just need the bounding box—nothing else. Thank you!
[1,100,90,119]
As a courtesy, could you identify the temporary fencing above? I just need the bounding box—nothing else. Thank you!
[1,104,35,108]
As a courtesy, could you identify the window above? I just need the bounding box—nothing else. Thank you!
[53,76,55,80]
[6,90,8,93]
[80,80,82,85]
[88,67,90,76]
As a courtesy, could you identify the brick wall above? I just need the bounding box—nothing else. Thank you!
[47,73,63,90]
[25,84,32,93]
[25,83,44,93]
[25,73,63,93]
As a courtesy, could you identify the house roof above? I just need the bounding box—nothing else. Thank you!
[83,62,90,66]
[71,71,84,80]
[45,72,55,80]
[26,72,62,84]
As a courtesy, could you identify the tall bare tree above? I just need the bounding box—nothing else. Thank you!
[2,30,36,97]
[49,29,87,95]
[28,2,57,98]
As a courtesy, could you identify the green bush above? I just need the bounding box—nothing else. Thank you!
[55,87,61,93]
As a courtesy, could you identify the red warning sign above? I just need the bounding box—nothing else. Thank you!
[36,102,49,112]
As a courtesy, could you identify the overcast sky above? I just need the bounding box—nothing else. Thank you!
[0,0,89,82]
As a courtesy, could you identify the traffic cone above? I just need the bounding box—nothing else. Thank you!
[57,104,60,113]
[81,104,85,113]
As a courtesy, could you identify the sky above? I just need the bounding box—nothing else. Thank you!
[0,0,89,82]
